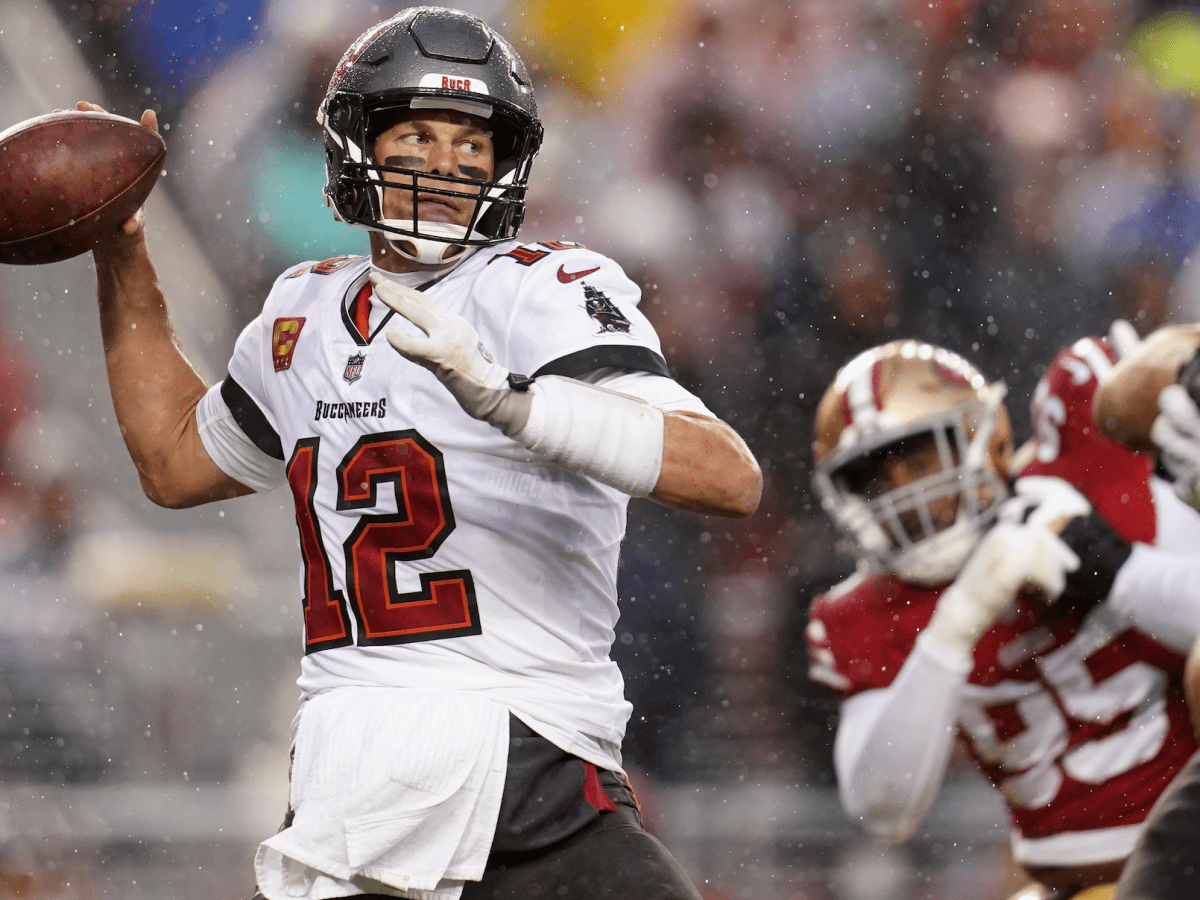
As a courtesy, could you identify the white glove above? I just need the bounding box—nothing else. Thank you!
[1152,383,1200,508]
[1108,318,1142,360]
[373,274,664,495]
[999,475,1093,530]
[923,521,1080,659]
[373,274,532,435]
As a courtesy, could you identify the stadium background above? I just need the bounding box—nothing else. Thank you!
[1,0,1198,896]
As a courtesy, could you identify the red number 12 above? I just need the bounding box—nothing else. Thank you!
[286,431,481,653]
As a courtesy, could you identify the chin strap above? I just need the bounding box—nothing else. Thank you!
[384,234,469,266]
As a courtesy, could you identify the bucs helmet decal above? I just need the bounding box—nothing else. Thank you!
[318,7,543,266]
[813,340,1013,585]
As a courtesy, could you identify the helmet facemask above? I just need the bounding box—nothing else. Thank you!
[814,387,1010,586]
[321,96,538,265]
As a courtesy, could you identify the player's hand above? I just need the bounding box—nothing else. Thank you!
[923,521,1080,658]
[69,101,158,244]
[1108,318,1142,361]
[999,475,1093,532]
[374,274,532,434]
[1153,383,1200,508]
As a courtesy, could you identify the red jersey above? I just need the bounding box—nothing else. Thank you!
[808,573,1196,857]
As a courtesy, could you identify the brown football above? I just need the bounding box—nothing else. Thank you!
[0,110,166,265]
[1093,324,1200,453]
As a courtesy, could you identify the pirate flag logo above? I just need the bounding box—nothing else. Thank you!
[581,283,632,334]
[343,352,366,385]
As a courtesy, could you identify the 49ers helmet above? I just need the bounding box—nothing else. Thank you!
[812,340,1014,585]
[318,7,543,265]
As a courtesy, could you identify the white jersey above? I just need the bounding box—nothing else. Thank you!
[196,239,708,769]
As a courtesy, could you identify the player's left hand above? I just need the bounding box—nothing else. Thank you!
[373,274,532,434]
[1153,383,1200,508]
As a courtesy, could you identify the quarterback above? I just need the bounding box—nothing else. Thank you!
[83,7,760,900]
[805,338,1200,899]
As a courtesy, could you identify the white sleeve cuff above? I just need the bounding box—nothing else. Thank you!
[1108,543,1200,653]
[512,375,665,497]
[196,383,286,494]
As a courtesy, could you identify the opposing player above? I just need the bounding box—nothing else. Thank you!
[805,338,1200,898]
[1089,325,1200,900]
[83,7,761,900]
[1112,633,1200,900]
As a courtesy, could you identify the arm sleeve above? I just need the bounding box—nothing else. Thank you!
[585,369,714,416]
[1105,477,1200,653]
[1108,544,1200,653]
[834,631,972,842]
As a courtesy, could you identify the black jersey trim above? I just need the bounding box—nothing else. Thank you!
[221,377,284,460]
[532,345,672,380]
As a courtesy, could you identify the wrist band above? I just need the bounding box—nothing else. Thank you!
[511,375,665,497]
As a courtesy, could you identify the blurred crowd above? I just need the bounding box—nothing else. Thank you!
[12,0,1200,802]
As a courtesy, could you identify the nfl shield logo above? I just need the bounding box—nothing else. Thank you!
[343,352,366,384]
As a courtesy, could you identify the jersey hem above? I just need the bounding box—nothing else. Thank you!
[1010,822,1143,866]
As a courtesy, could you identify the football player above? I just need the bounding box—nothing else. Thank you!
[81,7,761,900]
[805,338,1200,899]
[1112,635,1200,900]
[1089,325,1200,900]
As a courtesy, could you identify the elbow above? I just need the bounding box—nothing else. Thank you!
[672,455,761,518]
[722,457,763,518]
[138,472,200,509]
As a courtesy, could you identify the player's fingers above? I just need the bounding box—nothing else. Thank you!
[1108,319,1141,360]
[385,328,439,366]
[1152,416,1197,461]
[141,109,158,134]
[1015,476,1092,530]
[1159,384,1200,439]
[371,275,441,332]
[120,208,145,236]
[1022,528,1077,599]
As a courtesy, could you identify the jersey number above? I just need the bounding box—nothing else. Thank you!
[959,609,1169,808]
[286,431,481,653]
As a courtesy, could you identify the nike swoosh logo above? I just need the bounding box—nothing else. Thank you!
[557,264,600,283]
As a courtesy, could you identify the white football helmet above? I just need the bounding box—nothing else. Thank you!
[812,340,1014,585]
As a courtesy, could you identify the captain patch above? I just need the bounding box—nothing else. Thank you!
[272,318,306,372]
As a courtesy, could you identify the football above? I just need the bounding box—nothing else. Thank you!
[0,110,166,265]
[1093,324,1200,453]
